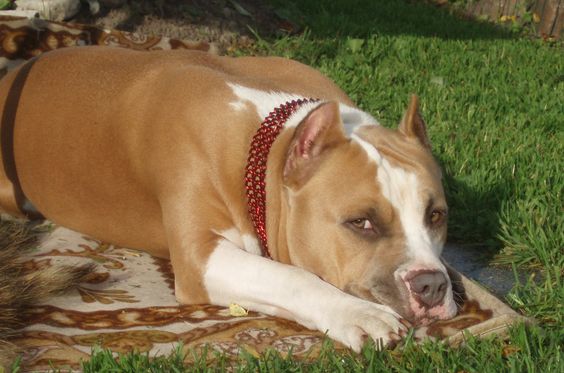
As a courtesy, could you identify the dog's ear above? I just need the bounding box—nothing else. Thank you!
[398,95,431,149]
[284,101,346,187]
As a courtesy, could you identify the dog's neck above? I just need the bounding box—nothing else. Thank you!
[262,123,297,264]
[254,100,378,263]
[245,99,317,259]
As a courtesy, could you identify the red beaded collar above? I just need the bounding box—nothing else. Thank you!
[244,98,318,258]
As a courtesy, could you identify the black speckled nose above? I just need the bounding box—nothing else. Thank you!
[408,271,447,307]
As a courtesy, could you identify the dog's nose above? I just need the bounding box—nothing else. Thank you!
[408,271,448,307]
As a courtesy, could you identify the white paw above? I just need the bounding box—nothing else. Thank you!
[319,297,407,352]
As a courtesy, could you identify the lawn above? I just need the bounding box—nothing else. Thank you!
[12,0,563,371]
[247,0,563,327]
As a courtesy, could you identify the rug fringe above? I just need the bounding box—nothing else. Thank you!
[0,219,94,369]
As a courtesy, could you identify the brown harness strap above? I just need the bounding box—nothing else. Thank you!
[1,57,45,220]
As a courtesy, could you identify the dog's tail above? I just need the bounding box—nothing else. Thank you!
[0,220,94,368]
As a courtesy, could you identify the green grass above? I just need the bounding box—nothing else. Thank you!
[249,0,564,327]
[12,0,563,371]
[72,324,561,372]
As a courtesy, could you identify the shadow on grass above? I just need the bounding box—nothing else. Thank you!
[269,0,515,40]
[442,172,506,260]
[97,0,514,41]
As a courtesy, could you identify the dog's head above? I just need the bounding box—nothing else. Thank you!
[281,96,457,324]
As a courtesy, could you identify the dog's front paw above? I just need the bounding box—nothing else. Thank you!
[320,298,407,352]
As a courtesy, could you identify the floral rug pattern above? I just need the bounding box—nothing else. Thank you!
[7,224,526,371]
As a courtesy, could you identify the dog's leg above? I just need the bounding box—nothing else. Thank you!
[160,193,406,351]
[203,238,407,351]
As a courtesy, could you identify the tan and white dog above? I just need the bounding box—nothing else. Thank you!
[0,46,456,350]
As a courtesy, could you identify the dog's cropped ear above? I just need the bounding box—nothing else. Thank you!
[398,95,431,149]
[284,101,346,187]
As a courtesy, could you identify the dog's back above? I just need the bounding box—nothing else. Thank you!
[0,47,350,253]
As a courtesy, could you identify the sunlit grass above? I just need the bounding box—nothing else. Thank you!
[241,1,563,330]
[73,325,562,372]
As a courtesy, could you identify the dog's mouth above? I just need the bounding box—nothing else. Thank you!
[406,289,459,326]
[345,281,457,325]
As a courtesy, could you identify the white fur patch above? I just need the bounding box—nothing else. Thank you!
[351,134,441,264]
[227,83,378,135]
[242,234,262,256]
[228,83,305,119]
[340,105,379,136]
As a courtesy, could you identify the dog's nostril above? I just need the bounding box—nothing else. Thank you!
[408,271,448,308]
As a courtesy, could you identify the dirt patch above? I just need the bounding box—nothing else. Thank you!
[74,0,295,53]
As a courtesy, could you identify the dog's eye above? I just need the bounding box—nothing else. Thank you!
[429,209,447,226]
[350,218,373,231]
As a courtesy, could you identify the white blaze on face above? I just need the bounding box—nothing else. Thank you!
[351,133,442,265]
[352,133,457,320]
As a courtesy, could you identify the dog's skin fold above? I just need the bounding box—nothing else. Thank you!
[0,47,456,350]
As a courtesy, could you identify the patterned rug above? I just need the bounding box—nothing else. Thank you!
[0,15,216,75]
[9,223,528,371]
[0,16,530,371]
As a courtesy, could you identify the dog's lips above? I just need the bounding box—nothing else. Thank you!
[410,309,455,326]
[344,280,456,325]
[406,293,458,325]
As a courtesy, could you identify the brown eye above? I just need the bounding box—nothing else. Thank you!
[350,218,373,231]
[429,210,446,226]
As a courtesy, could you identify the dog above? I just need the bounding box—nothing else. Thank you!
[0,46,457,351]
